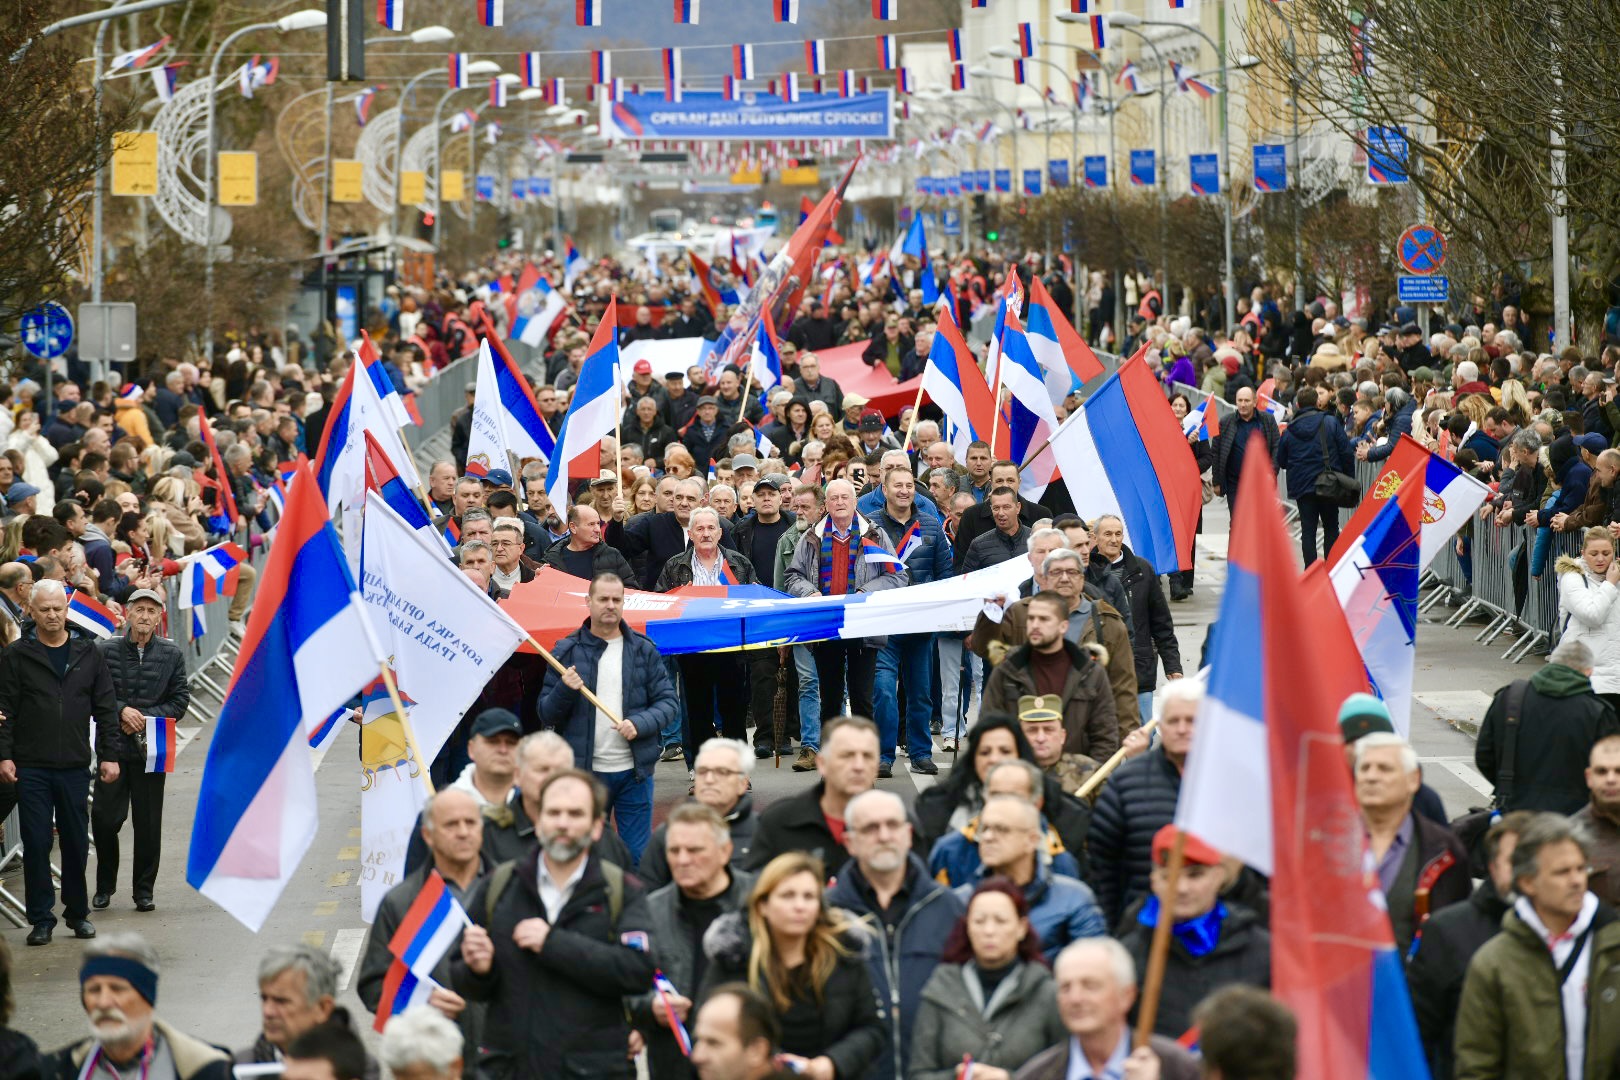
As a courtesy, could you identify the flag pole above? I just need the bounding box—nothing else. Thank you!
[377,663,437,796]
[987,354,1005,458]
[1072,717,1159,800]
[899,378,928,452]
[1133,828,1185,1050]
[525,632,628,726]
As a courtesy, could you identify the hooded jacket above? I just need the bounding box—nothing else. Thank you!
[1477,663,1620,814]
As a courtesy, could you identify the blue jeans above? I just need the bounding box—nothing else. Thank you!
[875,633,937,763]
[793,645,821,751]
[937,635,982,740]
[18,766,90,928]
[660,657,685,749]
[596,769,654,866]
[1138,691,1155,725]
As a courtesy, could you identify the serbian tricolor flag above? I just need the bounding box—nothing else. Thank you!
[145,718,178,774]
[489,78,508,107]
[662,48,682,102]
[1182,392,1222,441]
[722,75,740,100]
[547,299,622,511]
[872,0,897,19]
[946,29,963,63]
[112,36,170,72]
[673,0,699,23]
[654,971,694,1056]
[861,536,903,570]
[781,72,800,103]
[448,53,468,89]
[152,62,185,102]
[804,40,826,75]
[377,0,403,31]
[1327,434,1489,572]
[773,0,799,22]
[66,589,119,639]
[838,70,855,97]
[732,44,755,80]
[374,962,437,1033]
[478,0,503,25]
[1089,15,1107,49]
[576,0,601,25]
[922,309,998,463]
[389,869,472,978]
[1177,439,1430,1080]
[1024,274,1104,401]
[196,411,238,533]
[1017,22,1035,56]
[876,35,897,70]
[522,53,542,87]
[689,251,724,314]
[591,49,611,84]
[353,86,379,126]
[950,64,967,91]
[897,68,914,93]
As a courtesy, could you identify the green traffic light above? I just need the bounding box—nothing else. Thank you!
[986,230,1000,241]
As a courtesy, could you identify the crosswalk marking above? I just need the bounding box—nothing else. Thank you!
[1430,757,1494,798]
[330,927,368,992]
[1414,691,1495,730]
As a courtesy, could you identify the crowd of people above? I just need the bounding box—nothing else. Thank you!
[2,237,1620,1080]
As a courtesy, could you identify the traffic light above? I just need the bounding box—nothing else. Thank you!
[985,229,1000,242]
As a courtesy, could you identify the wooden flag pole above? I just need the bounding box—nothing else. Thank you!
[1134,829,1186,1050]
[899,379,929,452]
[1073,717,1158,801]
[377,663,436,796]
[525,632,628,726]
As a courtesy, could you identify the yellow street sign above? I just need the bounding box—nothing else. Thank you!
[218,152,258,206]
[778,166,821,186]
[331,160,364,203]
[730,167,763,185]
[440,169,464,203]
[111,132,158,197]
[400,169,427,205]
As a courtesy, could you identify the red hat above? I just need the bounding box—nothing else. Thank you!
[633,359,653,375]
[1151,825,1223,867]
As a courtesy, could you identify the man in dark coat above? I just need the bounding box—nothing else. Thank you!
[1477,640,1620,815]
[1091,517,1182,724]
[539,574,676,866]
[1407,810,1529,1080]
[537,505,636,584]
[608,476,737,590]
[92,589,190,912]
[1117,827,1270,1040]
[454,769,655,1080]
[1210,385,1279,517]
[637,739,759,889]
[1274,388,1355,565]
[745,716,880,871]
[0,579,118,945]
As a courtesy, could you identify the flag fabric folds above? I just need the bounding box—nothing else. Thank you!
[358,330,415,429]
[1182,392,1222,441]
[313,349,423,518]
[112,36,170,72]
[920,309,997,462]
[187,460,385,931]
[388,870,472,978]
[374,964,437,1032]
[1024,275,1105,404]
[996,309,1060,500]
[144,717,178,774]
[1328,434,1490,570]
[1176,439,1431,1080]
[547,301,622,512]
[732,44,755,80]
[363,432,446,552]
[377,0,403,31]
[66,589,119,639]
[152,62,185,102]
[1046,350,1203,572]
[467,338,556,478]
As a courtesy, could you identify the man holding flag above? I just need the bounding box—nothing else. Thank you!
[91,588,190,915]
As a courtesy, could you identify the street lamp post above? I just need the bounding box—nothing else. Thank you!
[988,47,1056,271]
[964,74,1024,210]
[1105,25,1171,308]
[428,63,502,253]
[203,10,326,358]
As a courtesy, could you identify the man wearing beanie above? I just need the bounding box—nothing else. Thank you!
[1338,692,1450,825]
[50,931,231,1080]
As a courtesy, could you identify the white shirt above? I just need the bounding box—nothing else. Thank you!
[690,550,724,586]
[537,854,588,922]
[1065,1031,1129,1080]
[1517,892,1600,1080]
[591,636,633,772]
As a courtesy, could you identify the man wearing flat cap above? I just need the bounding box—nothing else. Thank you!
[50,931,232,1080]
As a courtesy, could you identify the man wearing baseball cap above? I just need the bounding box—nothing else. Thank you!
[92,589,190,913]
[623,356,666,418]
[1115,825,1270,1040]
[53,931,232,1080]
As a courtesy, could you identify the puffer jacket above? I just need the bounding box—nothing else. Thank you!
[825,857,965,1080]
[1087,746,1183,927]
[1559,555,1620,693]
[1116,898,1271,1040]
[981,639,1122,761]
[697,911,888,1080]
[95,633,191,763]
[539,620,676,781]
[909,961,1066,1080]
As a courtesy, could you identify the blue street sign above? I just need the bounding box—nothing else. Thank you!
[531,177,552,197]
[960,170,973,192]
[975,169,990,192]
[1366,126,1409,184]
[20,302,73,360]
[1083,155,1108,188]
[1189,154,1220,196]
[475,174,495,201]
[1129,149,1156,187]
[1253,144,1287,192]
[1023,169,1042,196]
[1396,275,1448,303]
[994,169,1011,193]
[945,175,961,198]
[1049,159,1070,189]
[510,178,527,200]
[942,208,962,237]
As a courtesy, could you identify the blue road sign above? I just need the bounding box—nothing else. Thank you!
[942,208,962,237]
[1398,225,1447,275]
[1253,144,1287,192]
[1049,159,1070,188]
[1129,149,1156,187]
[475,175,495,201]
[20,302,73,360]
[1366,126,1409,184]
[1083,155,1108,188]
[1397,275,1448,303]
[1190,154,1220,196]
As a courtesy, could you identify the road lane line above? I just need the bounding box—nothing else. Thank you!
[330,928,367,992]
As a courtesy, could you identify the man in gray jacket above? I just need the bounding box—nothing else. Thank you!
[620,803,754,1080]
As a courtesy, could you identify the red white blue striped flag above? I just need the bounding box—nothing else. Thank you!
[662,48,682,102]
[377,0,403,31]
[591,49,611,83]
[478,0,503,25]
[67,588,119,639]
[576,0,601,25]
[804,40,825,75]
[872,0,897,19]
[448,53,467,89]
[673,0,699,22]
[145,717,178,774]
[732,44,755,80]
[875,35,896,70]
[1017,22,1035,56]
[773,0,799,22]
[522,53,542,86]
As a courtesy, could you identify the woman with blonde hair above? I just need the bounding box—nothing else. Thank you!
[1558,526,1620,715]
[148,475,209,554]
[627,475,657,515]
[700,852,885,1080]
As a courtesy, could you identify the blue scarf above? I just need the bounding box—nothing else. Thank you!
[1136,897,1227,958]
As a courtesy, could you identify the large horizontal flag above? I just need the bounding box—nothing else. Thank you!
[547,299,622,511]
[504,560,1030,655]
[388,870,471,978]
[466,338,556,479]
[112,36,170,72]
[144,717,178,774]
[67,589,119,639]
[1177,440,1428,1080]
[1329,434,1488,571]
[187,460,385,931]
[1331,468,1423,736]
[920,305,997,463]
[1024,274,1105,404]
[1045,347,1203,572]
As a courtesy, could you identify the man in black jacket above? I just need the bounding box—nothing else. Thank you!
[455,769,655,1079]
[638,739,759,889]
[1210,386,1279,517]
[608,477,737,591]
[1091,516,1183,724]
[537,505,636,584]
[1407,810,1530,1080]
[953,461,1049,572]
[92,589,190,913]
[0,579,117,945]
[744,716,880,871]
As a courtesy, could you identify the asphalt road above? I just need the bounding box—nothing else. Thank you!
[3,498,1509,1053]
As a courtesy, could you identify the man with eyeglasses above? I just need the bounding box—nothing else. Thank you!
[637,739,759,889]
[826,789,963,1080]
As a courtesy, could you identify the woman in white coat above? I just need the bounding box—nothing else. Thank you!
[1558,525,1620,714]
[5,410,56,515]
